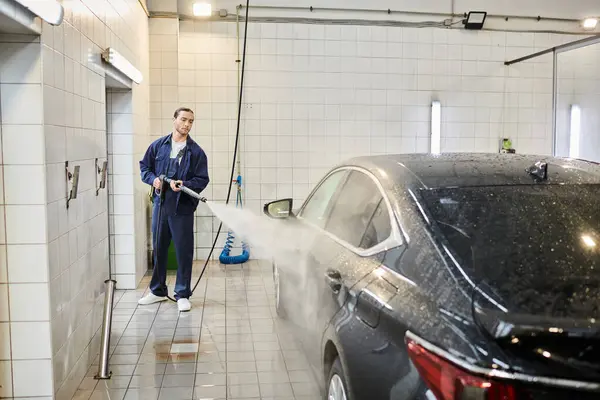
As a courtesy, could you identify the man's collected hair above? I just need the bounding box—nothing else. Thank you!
[174,107,194,118]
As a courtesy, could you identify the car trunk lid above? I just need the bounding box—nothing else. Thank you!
[473,294,600,383]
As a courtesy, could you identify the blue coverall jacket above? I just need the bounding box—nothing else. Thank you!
[139,133,210,215]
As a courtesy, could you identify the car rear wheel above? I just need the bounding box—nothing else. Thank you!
[326,357,349,400]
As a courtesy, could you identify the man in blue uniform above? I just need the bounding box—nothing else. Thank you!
[138,107,209,312]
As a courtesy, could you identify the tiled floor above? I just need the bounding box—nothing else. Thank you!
[72,260,321,400]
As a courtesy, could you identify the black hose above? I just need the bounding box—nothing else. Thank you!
[161,0,251,303]
[153,186,169,300]
[149,180,174,302]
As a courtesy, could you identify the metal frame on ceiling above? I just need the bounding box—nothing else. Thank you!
[504,34,600,66]
[504,34,600,157]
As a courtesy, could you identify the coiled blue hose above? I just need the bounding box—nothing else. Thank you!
[219,175,250,264]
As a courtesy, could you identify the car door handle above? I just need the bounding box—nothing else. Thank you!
[325,269,342,293]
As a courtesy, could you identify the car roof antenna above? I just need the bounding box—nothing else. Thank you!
[526,161,548,182]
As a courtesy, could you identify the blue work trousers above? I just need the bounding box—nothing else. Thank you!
[150,201,194,300]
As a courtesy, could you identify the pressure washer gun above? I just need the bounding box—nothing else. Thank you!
[155,174,168,202]
[160,175,207,203]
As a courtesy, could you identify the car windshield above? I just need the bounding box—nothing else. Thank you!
[419,184,600,285]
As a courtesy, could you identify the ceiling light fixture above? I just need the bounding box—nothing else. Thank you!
[463,11,487,30]
[582,18,598,30]
[193,3,212,17]
[101,48,143,84]
[13,0,64,26]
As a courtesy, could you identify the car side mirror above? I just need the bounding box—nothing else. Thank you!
[264,198,294,219]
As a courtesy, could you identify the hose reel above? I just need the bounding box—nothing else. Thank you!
[219,174,250,264]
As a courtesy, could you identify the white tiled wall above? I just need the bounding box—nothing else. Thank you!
[107,90,138,289]
[45,1,150,398]
[0,0,150,398]
[148,20,576,260]
[555,41,600,162]
[106,83,152,291]
[0,32,51,398]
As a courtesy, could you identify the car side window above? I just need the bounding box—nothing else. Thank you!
[359,199,392,249]
[325,171,384,249]
[299,170,347,228]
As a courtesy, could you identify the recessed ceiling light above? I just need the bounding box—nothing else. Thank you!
[193,3,212,17]
[583,18,598,30]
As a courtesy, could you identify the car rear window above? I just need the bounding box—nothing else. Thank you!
[419,184,600,284]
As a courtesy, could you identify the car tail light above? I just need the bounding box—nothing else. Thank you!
[406,338,527,400]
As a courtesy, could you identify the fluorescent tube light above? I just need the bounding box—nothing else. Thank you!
[569,104,581,158]
[193,3,212,17]
[431,101,441,154]
[583,18,598,30]
[101,48,143,84]
[14,0,64,25]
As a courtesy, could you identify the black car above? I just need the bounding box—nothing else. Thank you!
[263,153,600,400]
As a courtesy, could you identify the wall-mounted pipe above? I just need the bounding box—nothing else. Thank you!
[237,4,581,23]
[150,12,589,35]
[240,4,452,18]
[150,8,588,35]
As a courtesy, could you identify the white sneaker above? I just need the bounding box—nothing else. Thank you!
[177,298,191,312]
[138,292,167,305]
